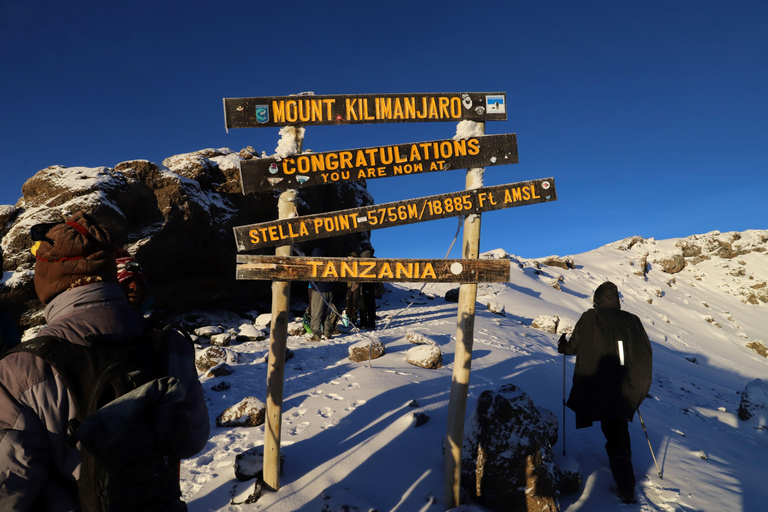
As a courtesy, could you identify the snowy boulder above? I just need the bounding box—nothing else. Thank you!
[406,331,438,346]
[486,302,505,316]
[234,446,284,481]
[738,378,768,424]
[195,346,241,373]
[216,396,266,428]
[348,339,385,362]
[210,333,233,347]
[254,313,272,328]
[405,345,443,369]
[238,324,267,341]
[287,320,306,336]
[194,325,224,338]
[538,255,574,270]
[648,249,686,274]
[461,383,559,512]
[554,455,582,495]
[531,315,559,334]
[206,363,235,378]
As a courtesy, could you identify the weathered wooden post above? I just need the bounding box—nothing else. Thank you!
[263,129,302,490]
[445,122,485,508]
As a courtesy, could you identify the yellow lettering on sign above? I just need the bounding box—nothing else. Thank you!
[341,261,357,277]
[355,150,368,167]
[249,229,261,244]
[272,100,286,122]
[467,138,480,155]
[439,97,450,118]
[409,144,421,161]
[421,263,437,279]
[308,260,322,276]
[427,98,438,118]
[379,146,394,165]
[393,99,404,119]
[322,263,338,278]
[326,152,339,171]
[339,151,353,169]
[359,262,376,277]
[378,263,393,279]
[346,98,358,120]
[404,98,416,119]
[396,262,413,279]
[377,98,392,119]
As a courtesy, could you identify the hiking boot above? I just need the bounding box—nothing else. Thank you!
[615,487,637,504]
[307,333,321,342]
[323,332,333,340]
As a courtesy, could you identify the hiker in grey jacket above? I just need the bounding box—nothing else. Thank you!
[0,211,209,511]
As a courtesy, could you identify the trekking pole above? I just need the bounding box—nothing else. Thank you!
[637,408,662,479]
[562,353,566,456]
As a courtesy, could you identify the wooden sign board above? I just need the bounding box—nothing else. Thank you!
[239,134,518,193]
[233,177,557,251]
[236,255,510,283]
[224,92,507,129]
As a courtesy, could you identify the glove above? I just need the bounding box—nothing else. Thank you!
[557,333,567,354]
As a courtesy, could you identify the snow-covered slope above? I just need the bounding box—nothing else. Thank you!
[178,230,767,512]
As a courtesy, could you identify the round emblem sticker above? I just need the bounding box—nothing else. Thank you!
[542,181,551,190]
[450,262,463,275]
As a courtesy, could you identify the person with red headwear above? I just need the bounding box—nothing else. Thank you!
[115,250,149,311]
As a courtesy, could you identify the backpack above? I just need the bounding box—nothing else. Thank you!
[5,326,193,512]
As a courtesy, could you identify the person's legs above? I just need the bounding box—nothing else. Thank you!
[601,419,636,502]
[310,289,327,338]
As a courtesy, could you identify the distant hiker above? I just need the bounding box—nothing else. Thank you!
[358,249,377,331]
[344,251,361,327]
[0,211,210,511]
[308,245,336,341]
[558,281,652,504]
[115,250,149,312]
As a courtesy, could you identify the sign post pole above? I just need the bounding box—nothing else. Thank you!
[262,130,302,491]
[445,123,485,508]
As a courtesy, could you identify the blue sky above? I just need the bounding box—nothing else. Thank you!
[2,1,766,259]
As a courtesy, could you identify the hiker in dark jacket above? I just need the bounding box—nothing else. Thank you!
[0,211,209,511]
[558,281,652,504]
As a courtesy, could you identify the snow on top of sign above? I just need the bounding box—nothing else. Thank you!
[275,126,306,159]
[454,120,484,140]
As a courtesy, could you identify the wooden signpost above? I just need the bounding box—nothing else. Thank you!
[224,92,507,129]
[227,91,557,507]
[233,178,557,251]
[238,133,518,193]
[236,255,510,283]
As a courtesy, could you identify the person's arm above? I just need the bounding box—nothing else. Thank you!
[558,316,585,355]
[0,355,56,510]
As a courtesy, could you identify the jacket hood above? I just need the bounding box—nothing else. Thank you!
[593,281,621,309]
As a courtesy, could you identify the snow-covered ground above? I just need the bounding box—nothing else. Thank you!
[179,231,767,512]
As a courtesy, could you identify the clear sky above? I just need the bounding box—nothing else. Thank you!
[2,1,766,259]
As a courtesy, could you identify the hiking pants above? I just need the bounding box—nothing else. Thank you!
[601,418,636,494]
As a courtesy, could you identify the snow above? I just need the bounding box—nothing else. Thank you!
[169,232,768,511]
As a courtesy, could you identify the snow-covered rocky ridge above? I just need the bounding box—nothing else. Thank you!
[167,229,766,512]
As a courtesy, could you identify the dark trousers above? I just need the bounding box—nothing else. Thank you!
[345,284,360,325]
[359,283,376,330]
[601,419,636,494]
[310,289,333,336]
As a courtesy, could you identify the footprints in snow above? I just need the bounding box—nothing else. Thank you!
[287,374,367,435]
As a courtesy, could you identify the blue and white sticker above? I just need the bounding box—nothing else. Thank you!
[486,95,505,114]
[296,176,309,184]
[255,105,269,124]
[268,163,279,174]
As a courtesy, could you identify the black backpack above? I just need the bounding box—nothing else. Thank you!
[6,326,193,512]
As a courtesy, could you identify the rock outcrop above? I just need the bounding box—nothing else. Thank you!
[461,384,559,512]
[0,147,374,329]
